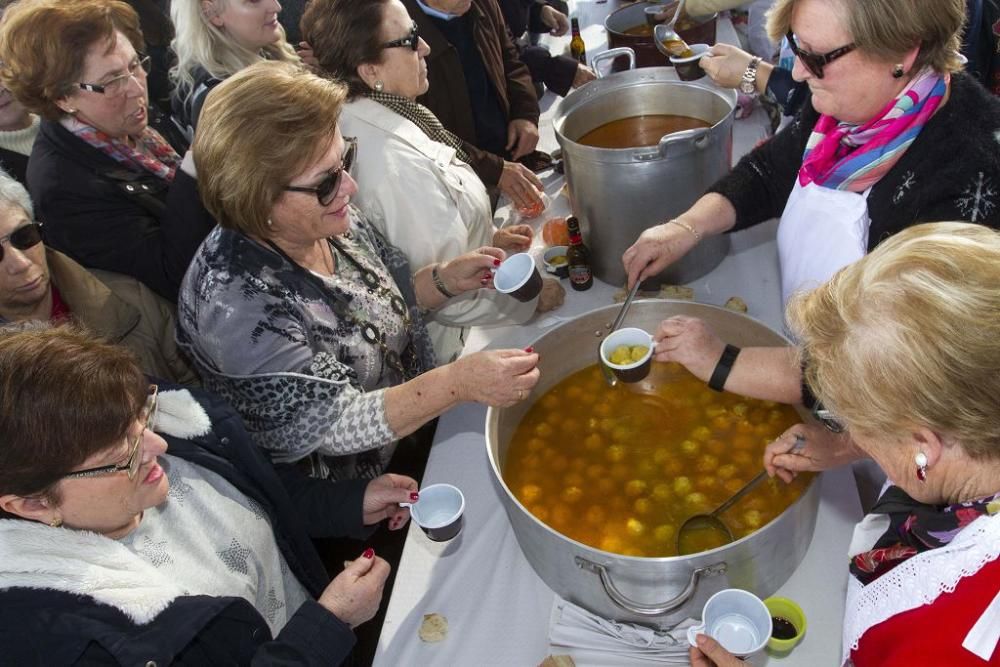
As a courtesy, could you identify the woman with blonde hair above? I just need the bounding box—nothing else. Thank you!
[177,61,539,482]
[691,222,1000,666]
[170,0,298,138]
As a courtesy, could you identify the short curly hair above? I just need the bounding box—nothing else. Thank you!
[0,0,144,120]
[301,0,390,100]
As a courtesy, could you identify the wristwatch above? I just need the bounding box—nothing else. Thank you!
[740,56,763,96]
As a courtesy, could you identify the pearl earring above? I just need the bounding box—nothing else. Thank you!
[374,79,384,93]
[892,64,904,79]
[915,451,928,482]
[266,218,273,227]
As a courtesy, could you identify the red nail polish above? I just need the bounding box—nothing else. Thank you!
[410,492,419,501]
[362,547,374,559]
[524,346,534,353]
[493,258,502,266]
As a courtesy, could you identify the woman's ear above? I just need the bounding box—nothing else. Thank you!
[0,493,53,523]
[357,62,380,89]
[201,0,225,29]
[900,45,920,76]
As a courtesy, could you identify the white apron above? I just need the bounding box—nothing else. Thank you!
[777,180,870,305]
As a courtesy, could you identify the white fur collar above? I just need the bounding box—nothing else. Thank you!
[0,519,185,624]
[154,388,212,440]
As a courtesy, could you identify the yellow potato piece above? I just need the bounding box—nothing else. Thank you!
[629,345,649,362]
[419,613,449,642]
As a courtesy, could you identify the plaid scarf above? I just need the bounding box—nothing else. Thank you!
[364,89,471,164]
[799,68,948,193]
[65,114,181,182]
[850,485,1000,585]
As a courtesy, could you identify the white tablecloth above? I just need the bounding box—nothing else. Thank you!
[375,8,864,666]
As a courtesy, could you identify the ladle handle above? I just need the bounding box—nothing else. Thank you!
[668,0,688,29]
[712,469,768,517]
[610,280,643,332]
[576,556,727,616]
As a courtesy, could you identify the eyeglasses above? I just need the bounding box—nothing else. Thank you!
[786,30,855,79]
[813,406,846,433]
[382,23,420,51]
[284,137,358,206]
[62,385,159,481]
[0,222,43,263]
[78,55,151,96]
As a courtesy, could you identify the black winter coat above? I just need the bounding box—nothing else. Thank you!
[0,385,372,665]
[26,120,215,301]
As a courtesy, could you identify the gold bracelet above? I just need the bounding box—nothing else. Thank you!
[667,219,702,243]
[431,264,457,299]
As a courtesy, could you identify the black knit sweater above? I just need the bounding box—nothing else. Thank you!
[709,73,1000,246]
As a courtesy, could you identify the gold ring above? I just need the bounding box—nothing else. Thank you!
[517,389,525,400]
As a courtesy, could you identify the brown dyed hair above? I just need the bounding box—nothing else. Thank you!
[0,0,145,120]
[301,0,391,100]
[193,60,347,237]
[0,325,147,515]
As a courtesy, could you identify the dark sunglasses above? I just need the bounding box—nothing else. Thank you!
[786,30,855,79]
[0,222,43,262]
[382,23,420,51]
[284,137,358,206]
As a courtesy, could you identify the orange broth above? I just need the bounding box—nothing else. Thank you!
[502,362,811,556]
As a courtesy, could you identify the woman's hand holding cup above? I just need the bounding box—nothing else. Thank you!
[362,473,419,530]
[448,347,540,407]
[439,246,506,293]
[653,316,726,382]
[318,549,391,628]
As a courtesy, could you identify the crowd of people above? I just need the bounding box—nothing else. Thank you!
[0,0,997,664]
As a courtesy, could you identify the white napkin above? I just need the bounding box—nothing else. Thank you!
[548,597,698,665]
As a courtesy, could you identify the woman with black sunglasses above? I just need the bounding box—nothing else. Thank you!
[301,0,549,363]
[177,61,539,483]
[625,0,1000,301]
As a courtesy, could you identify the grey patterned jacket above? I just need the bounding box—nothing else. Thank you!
[176,210,436,480]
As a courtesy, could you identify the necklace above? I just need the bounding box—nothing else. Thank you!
[264,236,411,378]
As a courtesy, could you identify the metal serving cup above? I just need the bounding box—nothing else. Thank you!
[543,245,570,279]
[600,327,654,383]
[495,252,543,302]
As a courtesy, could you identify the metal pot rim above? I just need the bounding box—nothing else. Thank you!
[604,2,718,34]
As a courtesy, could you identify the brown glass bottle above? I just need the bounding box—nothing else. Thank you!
[566,216,593,291]
[570,18,587,66]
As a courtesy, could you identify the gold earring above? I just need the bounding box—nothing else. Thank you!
[49,515,63,528]
[892,64,904,79]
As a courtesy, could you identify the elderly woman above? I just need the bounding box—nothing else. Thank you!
[0,168,195,383]
[689,223,1000,666]
[301,0,544,362]
[170,0,299,139]
[0,85,38,186]
[0,326,419,664]
[0,0,214,302]
[177,61,539,481]
[624,0,1000,302]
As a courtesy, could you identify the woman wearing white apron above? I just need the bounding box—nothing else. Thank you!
[624,0,1000,409]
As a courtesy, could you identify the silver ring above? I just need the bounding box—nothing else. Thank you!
[793,433,806,448]
[517,389,525,400]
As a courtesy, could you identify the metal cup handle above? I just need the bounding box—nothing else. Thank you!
[575,556,727,616]
[591,47,637,78]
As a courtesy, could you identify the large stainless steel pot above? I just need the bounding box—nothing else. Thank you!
[486,301,820,627]
[554,67,735,289]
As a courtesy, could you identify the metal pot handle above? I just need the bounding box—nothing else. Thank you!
[575,556,727,616]
[632,128,711,162]
[591,47,637,78]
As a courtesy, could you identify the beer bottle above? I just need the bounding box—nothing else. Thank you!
[566,216,593,291]
[570,18,587,66]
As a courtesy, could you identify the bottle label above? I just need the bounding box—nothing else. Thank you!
[569,266,592,284]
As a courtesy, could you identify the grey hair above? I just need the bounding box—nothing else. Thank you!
[0,168,33,219]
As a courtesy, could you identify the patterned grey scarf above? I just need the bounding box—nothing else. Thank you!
[365,89,471,164]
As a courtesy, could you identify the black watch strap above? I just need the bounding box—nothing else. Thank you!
[708,344,740,392]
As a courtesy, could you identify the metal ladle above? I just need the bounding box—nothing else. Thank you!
[676,433,805,555]
[599,280,643,387]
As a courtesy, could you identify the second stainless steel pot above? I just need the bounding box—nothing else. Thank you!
[554,66,735,289]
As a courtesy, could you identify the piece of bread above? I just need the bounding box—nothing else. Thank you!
[724,296,748,313]
[537,277,566,313]
[538,656,576,667]
[418,613,449,643]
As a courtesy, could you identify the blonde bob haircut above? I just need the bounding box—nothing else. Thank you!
[767,0,966,76]
[169,0,298,104]
[787,222,1000,461]
[193,60,347,237]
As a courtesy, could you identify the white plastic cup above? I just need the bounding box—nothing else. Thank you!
[406,483,465,542]
[687,588,772,657]
[493,252,543,302]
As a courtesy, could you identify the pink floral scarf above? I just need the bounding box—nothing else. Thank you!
[64,115,181,182]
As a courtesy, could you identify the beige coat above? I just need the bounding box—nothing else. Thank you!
[46,249,198,384]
